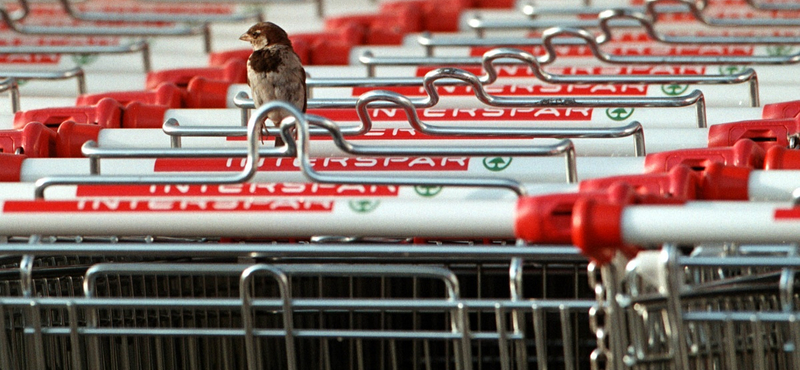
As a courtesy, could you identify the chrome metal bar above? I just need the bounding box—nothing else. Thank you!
[0,67,86,95]
[0,242,585,260]
[241,67,709,128]
[292,114,579,190]
[57,0,263,23]
[647,0,800,27]
[0,78,19,113]
[0,5,210,51]
[0,40,152,72]
[175,89,646,156]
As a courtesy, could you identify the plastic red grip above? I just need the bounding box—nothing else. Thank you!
[55,121,102,158]
[0,153,26,182]
[579,165,700,200]
[762,100,800,119]
[707,118,800,150]
[515,193,587,244]
[183,77,231,109]
[14,98,124,129]
[644,139,765,173]
[76,83,184,108]
[764,146,800,169]
[121,102,170,129]
[145,59,247,90]
[208,49,253,68]
[571,198,625,265]
[699,162,752,200]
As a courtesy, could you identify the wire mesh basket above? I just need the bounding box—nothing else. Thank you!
[0,236,596,370]
[602,244,800,370]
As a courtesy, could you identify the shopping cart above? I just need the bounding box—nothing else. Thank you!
[595,244,800,370]
[0,237,595,370]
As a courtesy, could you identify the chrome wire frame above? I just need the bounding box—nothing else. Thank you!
[0,237,595,370]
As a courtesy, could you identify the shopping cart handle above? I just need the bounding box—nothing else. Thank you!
[644,139,765,174]
[708,118,800,150]
[515,181,687,246]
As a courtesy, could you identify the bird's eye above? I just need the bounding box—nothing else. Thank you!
[253,31,261,36]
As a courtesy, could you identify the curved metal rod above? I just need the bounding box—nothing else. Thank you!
[599,8,800,44]
[743,0,800,11]
[421,67,708,129]
[465,14,641,39]
[539,26,800,66]
[0,40,152,72]
[521,2,689,17]
[240,66,709,128]
[162,117,366,148]
[240,265,295,370]
[0,78,20,113]
[169,93,645,157]
[646,0,800,27]
[32,100,295,199]
[479,48,759,107]
[355,89,647,156]
[323,48,757,103]
[0,4,207,38]
[56,0,263,23]
[411,25,800,67]
[0,67,86,95]
[287,114,566,194]
[5,0,29,22]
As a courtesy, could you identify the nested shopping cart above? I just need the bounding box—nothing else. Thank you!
[596,244,800,370]
[0,237,595,370]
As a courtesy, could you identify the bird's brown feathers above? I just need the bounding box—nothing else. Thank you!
[241,22,308,146]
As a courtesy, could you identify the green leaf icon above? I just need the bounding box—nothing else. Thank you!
[605,107,634,121]
[767,45,795,57]
[719,65,744,75]
[414,185,443,197]
[661,84,689,96]
[483,157,512,172]
[348,199,380,213]
[71,54,98,66]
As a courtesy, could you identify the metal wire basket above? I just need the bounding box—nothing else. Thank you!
[0,237,596,370]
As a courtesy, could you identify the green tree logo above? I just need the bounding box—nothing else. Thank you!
[71,54,98,66]
[605,108,634,121]
[661,84,689,96]
[483,157,513,172]
[767,45,795,56]
[719,65,745,75]
[414,185,443,197]
[348,199,380,213]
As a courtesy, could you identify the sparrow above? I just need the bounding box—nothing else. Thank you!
[240,22,307,146]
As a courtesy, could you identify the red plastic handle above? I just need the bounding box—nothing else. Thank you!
[14,98,123,129]
[644,139,765,173]
[707,118,800,150]
[145,59,247,90]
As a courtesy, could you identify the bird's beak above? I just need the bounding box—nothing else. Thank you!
[239,33,253,42]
